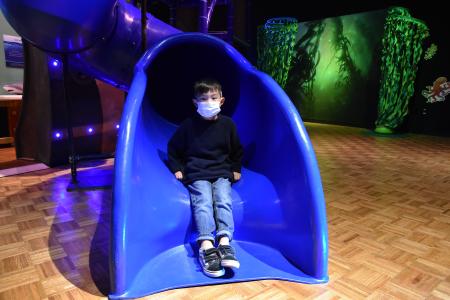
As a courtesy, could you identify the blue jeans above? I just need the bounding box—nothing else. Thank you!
[187,177,234,243]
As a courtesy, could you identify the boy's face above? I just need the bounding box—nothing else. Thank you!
[193,89,225,107]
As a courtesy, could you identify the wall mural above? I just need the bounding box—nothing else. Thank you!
[421,77,449,104]
[283,10,387,128]
[257,7,448,135]
[374,7,429,134]
[257,17,298,89]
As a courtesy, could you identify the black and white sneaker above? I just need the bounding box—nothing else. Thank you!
[218,245,240,269]
[199,248,225,277]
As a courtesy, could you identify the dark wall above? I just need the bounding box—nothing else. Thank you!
[403,7,450,136]
[148,1,252,59]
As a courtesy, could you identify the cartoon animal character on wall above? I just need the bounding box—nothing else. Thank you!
[422,77,450,103]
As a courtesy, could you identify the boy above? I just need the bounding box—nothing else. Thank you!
[167,78,243,277]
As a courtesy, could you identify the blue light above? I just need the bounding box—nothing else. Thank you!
[88,127,94,133]
[54,131,62,139]
[51,59,59,67]
[116,124,120,129]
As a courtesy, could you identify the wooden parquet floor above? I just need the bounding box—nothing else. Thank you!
[0,123,449,299]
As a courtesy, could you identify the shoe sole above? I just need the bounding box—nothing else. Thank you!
[202,267,225,277]
[221,259,240,269]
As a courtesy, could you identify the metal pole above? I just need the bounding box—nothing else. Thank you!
[226,0,233,43]
[169,3,176,26]
[141,0,148,53]
[199,0,208,33]
[61,54,78,183]
[206,0,217,28]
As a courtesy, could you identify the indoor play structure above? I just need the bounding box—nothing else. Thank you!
[0,0,328,298]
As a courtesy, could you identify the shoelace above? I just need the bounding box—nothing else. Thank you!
[219,245,234,256]
[204,249,220,264]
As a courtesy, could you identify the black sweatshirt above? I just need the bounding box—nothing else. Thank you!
[167,114,243,184]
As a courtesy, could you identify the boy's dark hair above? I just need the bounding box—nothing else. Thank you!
[194,78,222,97]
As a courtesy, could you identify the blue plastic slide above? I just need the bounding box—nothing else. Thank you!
[112,33,329,298]
[0,1,328,298]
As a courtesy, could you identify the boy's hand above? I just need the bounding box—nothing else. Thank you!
[174,171,183,180]
[233,172,241,181]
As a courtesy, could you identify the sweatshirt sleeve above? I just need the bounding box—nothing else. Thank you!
[229,122,244,173]
[167,124,186,173]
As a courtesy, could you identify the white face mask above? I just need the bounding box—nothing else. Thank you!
[196,101,221,118]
